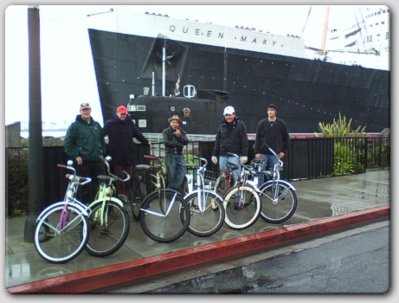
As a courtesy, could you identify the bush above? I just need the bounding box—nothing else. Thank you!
[318,113,366,176]
[7,149,29,216]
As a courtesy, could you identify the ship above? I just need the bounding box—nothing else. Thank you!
[86,6,390,135]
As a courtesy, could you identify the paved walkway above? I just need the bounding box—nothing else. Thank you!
[5,169,390,293]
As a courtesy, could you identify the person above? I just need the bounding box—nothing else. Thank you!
[212,105,249,184]
[254,103,290,184]
[64,102,106,203]
[103,105,149,197]
[162,115,189,191]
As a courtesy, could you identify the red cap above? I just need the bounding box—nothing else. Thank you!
[117,105,127,114]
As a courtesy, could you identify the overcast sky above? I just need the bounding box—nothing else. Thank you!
[3,4,387,127]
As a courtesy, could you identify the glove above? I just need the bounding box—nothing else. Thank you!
[211,156,218,165]
[239,156,248,164]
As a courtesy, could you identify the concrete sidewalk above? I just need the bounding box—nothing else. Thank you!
[5,169,390,293]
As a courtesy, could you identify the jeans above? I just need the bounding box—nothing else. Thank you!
[219,154,241,184]
[165,153,186,191]
[76,160,105,204]
[257,153,279,186]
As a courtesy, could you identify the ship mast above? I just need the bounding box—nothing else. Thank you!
[320,5,330,54]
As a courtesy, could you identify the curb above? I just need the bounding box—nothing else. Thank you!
[8,205,389,294]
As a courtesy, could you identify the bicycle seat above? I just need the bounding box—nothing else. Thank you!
[97,175,114,181]
[185,163,199,170]
[135,164,151,171]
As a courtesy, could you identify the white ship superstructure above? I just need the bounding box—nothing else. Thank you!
[86,5,390,71]
[309,6,390,70]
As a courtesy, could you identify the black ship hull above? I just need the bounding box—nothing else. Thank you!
[89,28,390,134]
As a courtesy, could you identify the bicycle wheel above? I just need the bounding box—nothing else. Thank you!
[258,180,298,224]
[140,189,189,242]
[129,175,148,221]
[184,190,225,237]
[86,200,130,257]
[34,204,89,263]
[223,185,261,230]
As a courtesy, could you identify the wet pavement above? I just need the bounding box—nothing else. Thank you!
[4,169,390,292]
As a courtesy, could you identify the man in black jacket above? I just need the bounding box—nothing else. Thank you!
[162,115,189,190]
[104,105,149,196]
[212,105,249,184]
[254,104,290,183]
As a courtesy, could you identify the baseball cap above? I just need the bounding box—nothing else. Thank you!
[117,105,128,114]
[267,104,277,111]
[223,106,235,116]
[80,102,91,110]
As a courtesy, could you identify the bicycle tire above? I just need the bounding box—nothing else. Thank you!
[223,185,261,230]
[183,190,225,237]
[130,175,148,221]
[258,180,298,224]
[86,199,130,257]
[140,189,189,243]
[34,204,89,263]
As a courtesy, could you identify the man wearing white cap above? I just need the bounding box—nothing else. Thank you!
[212,105,249,184]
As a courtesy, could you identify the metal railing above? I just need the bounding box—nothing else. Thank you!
[6,136,390,216]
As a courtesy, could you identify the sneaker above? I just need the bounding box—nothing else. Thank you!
[211,200,219,210]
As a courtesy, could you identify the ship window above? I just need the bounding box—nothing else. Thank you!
[128,104,137,111]
[138,119,147,128]
[136,105,146,111]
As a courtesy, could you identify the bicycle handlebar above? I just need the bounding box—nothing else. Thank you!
[192,156,208,169]
[57,162,91,185]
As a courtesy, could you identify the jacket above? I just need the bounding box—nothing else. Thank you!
[254,117,290,155]
[162,126,189,155]
[212,118,248,157]
[64,115,105,161]
[103,115,149,166]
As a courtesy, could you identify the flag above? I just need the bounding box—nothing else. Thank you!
[174,75,181,96]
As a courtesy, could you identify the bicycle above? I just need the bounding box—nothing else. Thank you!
[219,154,262,230]
[34,161,92,263]
[255,147,298,224]
[85,156,131,257]
[182,157,225,237]
[126,156,156,220]
[138,154,190,243]
[34,157,131,262]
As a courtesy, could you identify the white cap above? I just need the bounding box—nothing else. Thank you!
[223,106,235,116]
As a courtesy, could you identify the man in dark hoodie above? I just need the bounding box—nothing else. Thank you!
[64,102,105,203]
[103,105,149,197]
[212,105,249,184]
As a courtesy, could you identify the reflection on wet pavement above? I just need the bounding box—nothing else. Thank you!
[5,169,390,288]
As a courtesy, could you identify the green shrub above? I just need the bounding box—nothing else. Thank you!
[318,113,366,175]
[7,150,29,216]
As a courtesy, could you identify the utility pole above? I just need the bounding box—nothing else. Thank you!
[24,6,44,242]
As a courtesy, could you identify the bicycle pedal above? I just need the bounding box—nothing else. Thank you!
[100,227,109,235]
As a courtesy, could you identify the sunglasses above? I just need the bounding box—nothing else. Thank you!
[224,114,234,117]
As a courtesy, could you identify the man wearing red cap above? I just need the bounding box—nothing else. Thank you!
[104,105,149,197]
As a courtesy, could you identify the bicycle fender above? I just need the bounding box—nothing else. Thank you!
[263,179,296,191]
[90,197,124,208]
[35,201,89,223]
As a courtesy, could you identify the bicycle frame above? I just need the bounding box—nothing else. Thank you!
[140,190,180,217]
[90,156,130,226]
